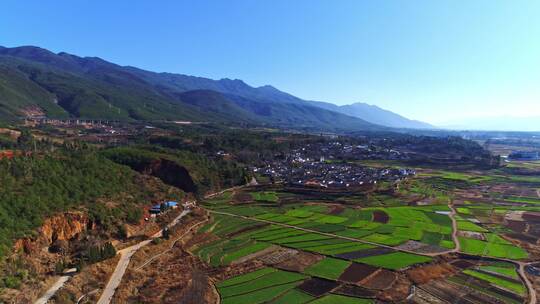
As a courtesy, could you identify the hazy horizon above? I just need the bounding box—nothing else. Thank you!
[2,0,540,128]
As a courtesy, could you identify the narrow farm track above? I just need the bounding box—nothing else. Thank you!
[447,202,461,253]
[92,207,191,304]
[33,275,71,304]
[518,262,537,304]
[135,218,209,271]
[207,209,538,304]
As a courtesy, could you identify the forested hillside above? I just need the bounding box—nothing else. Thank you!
[0,151,159,257]
[0,46,380,132]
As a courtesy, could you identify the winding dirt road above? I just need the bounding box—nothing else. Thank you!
[135,218,209,271]
[34,275,72,304]
[518,262,537,304]
[96,208,191,304]
[447,203,461,253]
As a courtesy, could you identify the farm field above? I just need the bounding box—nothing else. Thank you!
[463,269,526,295]
[196,165,539,304]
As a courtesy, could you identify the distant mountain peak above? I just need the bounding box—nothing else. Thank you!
[306,100,433,129]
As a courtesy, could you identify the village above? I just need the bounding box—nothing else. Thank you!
[253,142,415,189]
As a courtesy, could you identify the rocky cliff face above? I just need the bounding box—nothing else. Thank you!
[41,212,90,244]
[14,211,91,254]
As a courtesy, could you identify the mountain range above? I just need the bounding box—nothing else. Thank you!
[0,45,432,131]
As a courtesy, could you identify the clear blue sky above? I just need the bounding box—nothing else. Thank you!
[2,0,540,124]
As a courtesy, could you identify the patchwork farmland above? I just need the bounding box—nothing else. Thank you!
[187,163,540,304]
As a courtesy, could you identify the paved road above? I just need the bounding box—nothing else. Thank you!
[96,208,190,304]
[34,275,72,304]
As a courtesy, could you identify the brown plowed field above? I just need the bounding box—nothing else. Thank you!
[360,269,396,290]
[274,251,323,272]
[333,284,377,298]
[506,220,527,233]
[335,248,394,260]
[338,263,379,283]
[407,263,457,284]
[297,278,340,296]
[449,259,476,269]
[373,210,389,223]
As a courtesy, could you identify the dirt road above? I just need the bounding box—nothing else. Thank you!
[447,203,461,253]
[135,218,208,271]
[96,239,152,304]
[518,262,537,304]
[33,275,72,304]
[95,208,190,304]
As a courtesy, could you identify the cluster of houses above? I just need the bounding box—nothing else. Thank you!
[253,143,415,189]
[294,142,408,161]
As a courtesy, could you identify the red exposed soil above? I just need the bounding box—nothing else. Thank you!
[373,210,389,223]
[328,204,345,215]
[360,269,396,290]
[338,263,379,283]
[274,251,323,272]
[377,275,412,302]
[406,263,457,284]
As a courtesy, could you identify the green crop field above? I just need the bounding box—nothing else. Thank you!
[303,257,351,280]
[484,234,512,245]
[273,233,332,244]
[286,209,314,218]
[270,289,314,304]
[458,237,528,259]
[301,242,374,255]
[456,219,488,232]
[316,215,348,224]
[219,269,306,298]
[251,191,279,202]
[355,252,432,270]
[463,270,525,295]
[478,265,519,279]
[217,267,277,288]
[456,207,471,214]
[361,233,408,246]
[221,282,301,304]
[504,196,540,204]
[221,242,272,264]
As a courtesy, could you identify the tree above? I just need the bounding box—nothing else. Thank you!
[162,228,170,240]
